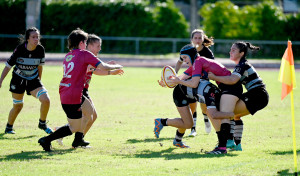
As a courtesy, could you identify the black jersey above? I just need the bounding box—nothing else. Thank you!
[232,58,265,91]
[6,43,45,80]
[179,45,214,62]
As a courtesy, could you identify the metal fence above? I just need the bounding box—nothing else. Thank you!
[0,34,299,58]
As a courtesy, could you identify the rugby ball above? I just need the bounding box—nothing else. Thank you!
[161,65,177,88]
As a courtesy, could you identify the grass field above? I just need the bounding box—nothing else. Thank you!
[0,64,299,176]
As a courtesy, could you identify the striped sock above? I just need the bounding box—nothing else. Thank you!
[191,112,197,131]
[175,130,184,142]
[228,120,235,140]
[234,120,244,145]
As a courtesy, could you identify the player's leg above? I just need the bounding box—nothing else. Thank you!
[81,97,95,136]
[30,86,52,134]
[5,93,24,134]
[188,102,197,137]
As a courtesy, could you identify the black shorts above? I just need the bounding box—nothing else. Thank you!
[61,104,82,119]
[9,73,43,95]
[241,87,269,115]
[218,83,243,98]
[173,84,196,107]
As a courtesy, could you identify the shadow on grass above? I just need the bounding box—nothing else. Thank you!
[126,137,174,143]
[277,169,299,176]
[0,133,37,140]
[0,149,74,161]
[119,147,237,160]
[269,149,300,155]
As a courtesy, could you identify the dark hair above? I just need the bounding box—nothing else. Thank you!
[67,28,88,50]
[180,44,198,64]
[234,41,260,59]
[19,27,40,44]
[87,34,102,46]
[191,29,214,47]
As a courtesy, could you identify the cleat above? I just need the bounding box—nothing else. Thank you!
[72,139,90,148]
[188,129,197,137]
[204,118,211,134]
[154,118,164,138]
[39,122,53,134]
[38,137,52,152]
[226,139,235,149]
[231,143,242,151]
[80,145,92,149]
[5,129,16,134]
[173,139,190,148]
[206,147,227,154]
[54,127,64,146]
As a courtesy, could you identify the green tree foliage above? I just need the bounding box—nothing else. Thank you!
[199,0,298,41]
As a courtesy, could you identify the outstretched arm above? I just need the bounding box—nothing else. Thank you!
[208,72,240,85]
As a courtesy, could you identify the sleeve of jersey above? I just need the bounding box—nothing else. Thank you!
[6,47,19,68]
[183,67,192,76]
[40,46,46,65]
[85,51,101,68]
[232,64,243,78]
[191,60,202,77]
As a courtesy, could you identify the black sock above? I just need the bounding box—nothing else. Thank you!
[191,112,197,131]
[228,120,235,140]
[234,120,243,145]
[175,130,184,142]
[45,125,72,142]
[74,132,84,141]
[161,118,168,126]
[218,123,230,148]
[6,123,13,130]
[39,119,46,124]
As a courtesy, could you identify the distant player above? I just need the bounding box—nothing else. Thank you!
[0,27,53,134]
[175,29,215,137]
[38,28,123,152]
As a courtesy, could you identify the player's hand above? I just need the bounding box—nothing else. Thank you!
[157,79,166,87]
[168,75,180,84]
[111,69,124,75]
[107,60,116,65]
[208,72,216,80]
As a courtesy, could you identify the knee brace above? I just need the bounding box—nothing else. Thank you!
[36,88,48,99]
[13,98,24,104]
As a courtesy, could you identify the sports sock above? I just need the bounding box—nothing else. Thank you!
[234,120,243,145]
[74,132,84,141]
[45,125,72,142]
[228,120,235,140]
[6,123,13,130]
[161,118,168,126]
[191,112,197,131]
[175,130,184,142]
[39,119,46,124]
[203,113,209,123]
[218,123,230,148]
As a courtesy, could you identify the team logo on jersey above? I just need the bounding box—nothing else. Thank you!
[65,55,74,62]
[11,85,16,90]
[18,58,24,63]
[234,67,241,72]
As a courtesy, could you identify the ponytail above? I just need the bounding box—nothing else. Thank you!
[234,41,260,59]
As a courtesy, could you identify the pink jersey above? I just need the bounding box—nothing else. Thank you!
[59,49,101,104]
[184,56,231,84]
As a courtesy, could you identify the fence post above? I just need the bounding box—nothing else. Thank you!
[60,37,65,53]
[135,39,139,55]
[172,40,177,53]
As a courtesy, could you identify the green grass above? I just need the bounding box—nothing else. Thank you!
[0,64,299,176]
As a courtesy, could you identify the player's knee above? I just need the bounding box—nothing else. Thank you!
[13,99,23,111]
[36,88,48,100]
[185,121,193,129]
[93,112,98,121]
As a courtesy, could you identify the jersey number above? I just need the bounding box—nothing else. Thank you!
[63,62,74,78]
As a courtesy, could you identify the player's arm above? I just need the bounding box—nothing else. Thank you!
[94,68,124,76]
[206,108,234,119]
[170,75,200,88]
[208,72,240,85]
[97,62,123,71]
[0,65,11,88]
[38,65,43,79]
[175,60,183,73]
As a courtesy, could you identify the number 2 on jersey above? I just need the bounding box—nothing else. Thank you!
[63,62,74,78]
